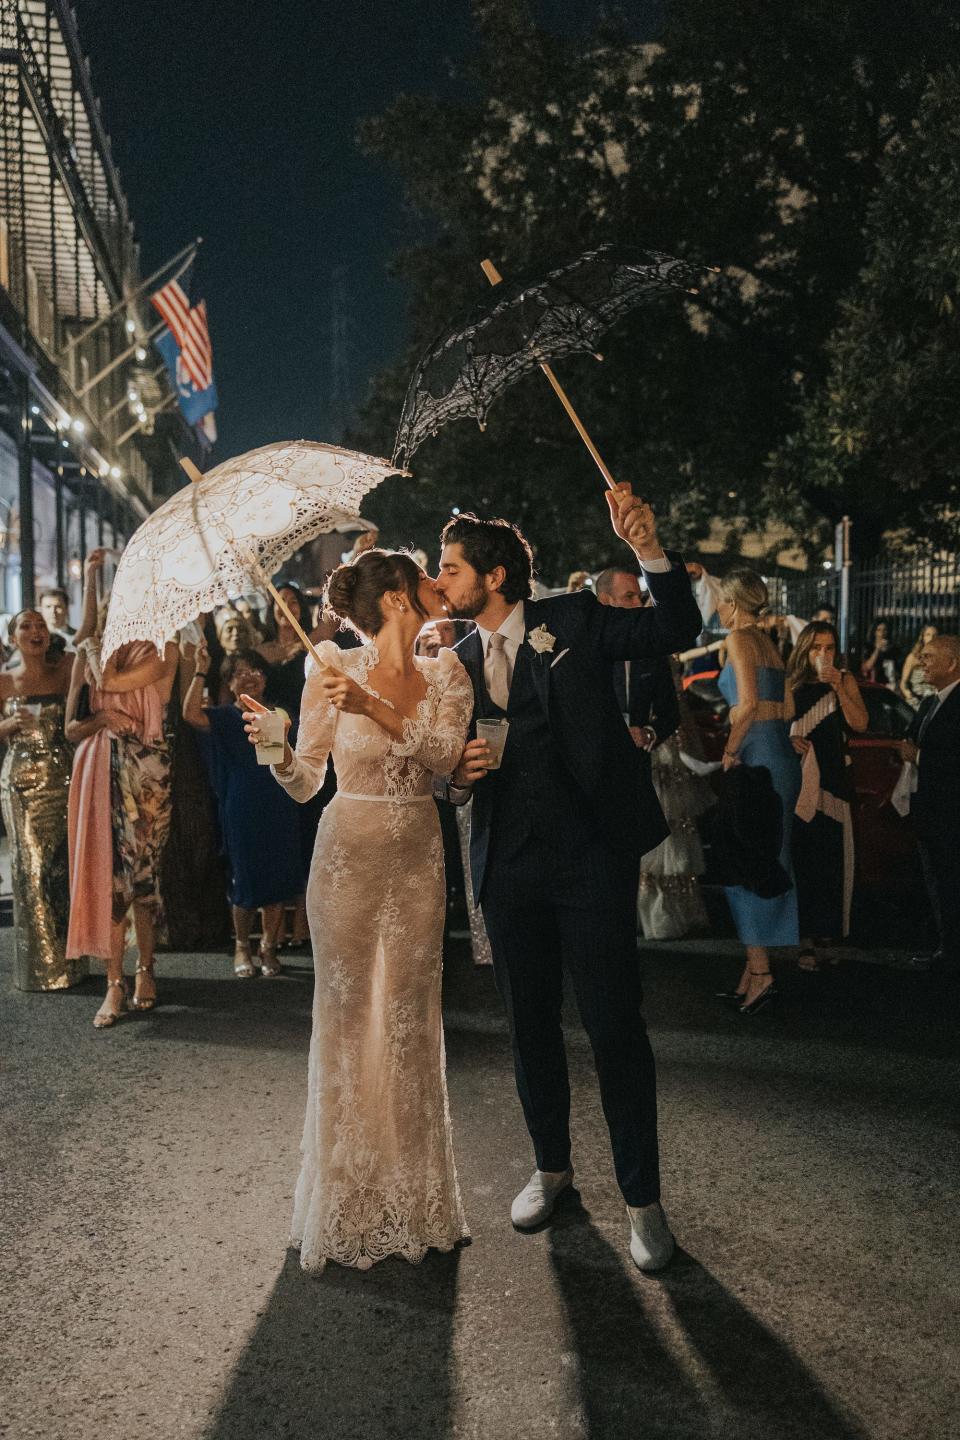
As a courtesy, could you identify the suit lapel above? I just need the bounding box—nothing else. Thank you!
[922,684,960,741]
[521,603,552,718]
[456,629,485,718]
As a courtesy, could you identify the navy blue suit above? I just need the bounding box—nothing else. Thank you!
[452,556,700,1206]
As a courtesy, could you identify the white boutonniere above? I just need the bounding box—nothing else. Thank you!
[527,624,557,656]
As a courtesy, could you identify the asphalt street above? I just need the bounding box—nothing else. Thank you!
[1,930,958,1440]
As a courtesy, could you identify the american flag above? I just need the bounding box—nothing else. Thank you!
[150,279,213,392]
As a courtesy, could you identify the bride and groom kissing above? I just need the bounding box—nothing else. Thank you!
[244,482,701,1274]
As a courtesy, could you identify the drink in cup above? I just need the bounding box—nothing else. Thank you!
[476,717,510,770]
[255,708,287,767]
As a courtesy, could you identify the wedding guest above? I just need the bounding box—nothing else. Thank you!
[566,569,592,593]
[340,525,380,565]
[717,569,801,1012]
[787,623,868,971]
[183,644,302,977]
[0,609,78,991]
[38,587,76,646]
[900,625,938,708]
[65,566,179,1027]
[206,610,256,704]
[859,619,900,688]
[899,634,960,974]
[597,568,709,940]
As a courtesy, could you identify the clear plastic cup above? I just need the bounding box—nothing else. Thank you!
[476,717,510,770]
[255,709,287,767]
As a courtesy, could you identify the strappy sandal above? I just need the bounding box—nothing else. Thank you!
[797,947,820,973]
[233,942,256,978]
[130,963,158,1011]
[93,977,127,1029]
[259,944,282,979]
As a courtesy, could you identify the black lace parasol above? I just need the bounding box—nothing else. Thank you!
[393,244,700,484]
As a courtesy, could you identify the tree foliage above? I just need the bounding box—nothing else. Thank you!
[771,68,960,556]
[355,0,960,579]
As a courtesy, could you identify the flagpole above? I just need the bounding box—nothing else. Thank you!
[75,318,167,399]
[57,238,202,358]
[480,258,619,491]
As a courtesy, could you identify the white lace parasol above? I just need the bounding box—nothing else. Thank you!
[101,440,404,663]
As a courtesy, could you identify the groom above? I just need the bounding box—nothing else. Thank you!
[436,484,701,1271]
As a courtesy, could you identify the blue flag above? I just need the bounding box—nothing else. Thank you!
[155,326,219,444]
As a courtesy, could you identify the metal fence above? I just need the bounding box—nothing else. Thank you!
[766,550,960,663]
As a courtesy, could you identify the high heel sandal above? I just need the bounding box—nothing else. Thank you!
[259,943,282,979]
[797,947,820,973]
[130,963,157,1011]
[739,971,776,1015]
[93,977,127,1029]
[233,942,256,978]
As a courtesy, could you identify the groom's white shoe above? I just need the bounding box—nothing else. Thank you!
[511,1168,574,1229]
[627,1202,675,1272]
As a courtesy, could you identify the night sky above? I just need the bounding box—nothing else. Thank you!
[78,1,660,460]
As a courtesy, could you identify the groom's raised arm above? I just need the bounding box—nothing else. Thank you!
[587,557,702,660]
[589,485,701,659]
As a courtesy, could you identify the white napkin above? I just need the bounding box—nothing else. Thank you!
[890,760,918,818]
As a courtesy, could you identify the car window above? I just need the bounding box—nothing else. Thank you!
[863,688,913,739]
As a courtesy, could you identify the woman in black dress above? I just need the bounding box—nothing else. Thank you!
[787,623,868,971]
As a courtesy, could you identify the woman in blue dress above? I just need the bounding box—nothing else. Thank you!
[717,570,801,1013]
[183,646,302,977]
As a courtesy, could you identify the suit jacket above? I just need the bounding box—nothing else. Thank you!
[612,654,680,745]
[454,554,701,898]
[907,686,960,840]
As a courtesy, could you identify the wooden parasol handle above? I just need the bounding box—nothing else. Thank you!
[178,456,332,673]
[480,257,618,490]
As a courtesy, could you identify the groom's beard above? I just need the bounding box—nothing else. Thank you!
[443,578,488,620]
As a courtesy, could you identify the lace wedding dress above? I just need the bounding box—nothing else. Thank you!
[273,639,473,1271]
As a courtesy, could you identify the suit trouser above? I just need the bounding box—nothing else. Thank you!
[918,832,960,965]
[481,834,661,1208]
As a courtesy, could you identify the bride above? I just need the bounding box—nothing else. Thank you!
[244,549,473,1272]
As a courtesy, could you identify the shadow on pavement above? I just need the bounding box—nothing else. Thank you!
[549,1200,868,1440]
[204,1246,461,1440]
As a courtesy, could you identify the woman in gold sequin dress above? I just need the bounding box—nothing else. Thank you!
[0,609,79,991]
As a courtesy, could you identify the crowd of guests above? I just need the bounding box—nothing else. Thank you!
[1,537,957,1024]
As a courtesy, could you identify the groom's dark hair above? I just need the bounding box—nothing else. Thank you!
[440,514,534,603]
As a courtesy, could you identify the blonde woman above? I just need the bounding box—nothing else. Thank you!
[900,624,938,708]
[717,569,801,1013]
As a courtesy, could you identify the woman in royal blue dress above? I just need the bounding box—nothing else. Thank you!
[183,645,302,977]
[717,570,801,1013]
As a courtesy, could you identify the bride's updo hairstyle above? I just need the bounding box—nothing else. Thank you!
[325,549,429,638]
[719,568,770,621]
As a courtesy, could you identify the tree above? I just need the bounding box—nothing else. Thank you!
[356,0,960,579]
[771,69,960,556]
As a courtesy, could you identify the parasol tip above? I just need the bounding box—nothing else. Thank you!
[687,287,700,295]
[707,265,722,273]
[592,352,604,362]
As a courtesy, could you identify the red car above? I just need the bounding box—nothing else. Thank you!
[685,678,922,892]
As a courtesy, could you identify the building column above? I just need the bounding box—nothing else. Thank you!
[18,377,35,607]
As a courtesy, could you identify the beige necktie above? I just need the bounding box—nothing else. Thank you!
[485,631,511,710]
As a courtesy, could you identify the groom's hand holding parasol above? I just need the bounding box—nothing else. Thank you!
[605,482,664,561]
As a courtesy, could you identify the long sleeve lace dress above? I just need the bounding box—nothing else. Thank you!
[273,639,473,1271]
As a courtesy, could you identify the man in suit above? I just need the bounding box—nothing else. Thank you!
[435,485,700,1272]
[596,567,680,754]
[899,633,960,973]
